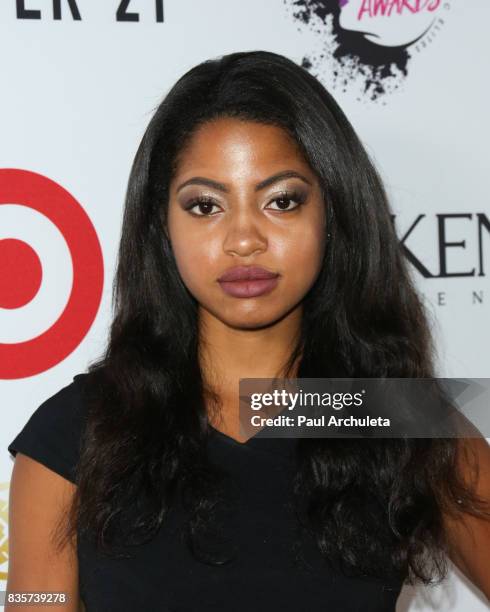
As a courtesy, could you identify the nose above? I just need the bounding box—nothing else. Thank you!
[222,207,268,258]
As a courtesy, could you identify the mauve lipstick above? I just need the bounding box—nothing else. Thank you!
[217,265,280,298]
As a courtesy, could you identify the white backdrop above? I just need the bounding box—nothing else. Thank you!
[1,1,489,609]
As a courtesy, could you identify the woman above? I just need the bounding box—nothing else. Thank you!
[6,50,490,611]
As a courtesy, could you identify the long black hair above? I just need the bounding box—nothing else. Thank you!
[58,50,489,584]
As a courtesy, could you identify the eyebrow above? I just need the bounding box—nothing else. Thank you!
[175,170,312,194]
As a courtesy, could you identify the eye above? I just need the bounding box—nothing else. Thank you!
[266,190,306,213]
[183,189,306,217]
[184,196,221,217]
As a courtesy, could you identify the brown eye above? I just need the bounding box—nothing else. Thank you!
[184,196,221,217]
[266,190,306,212]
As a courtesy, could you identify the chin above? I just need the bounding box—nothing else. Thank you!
[223,306,296,330]
[225,318,282,331]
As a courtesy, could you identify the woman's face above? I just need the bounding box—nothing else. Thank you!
[167,117,327,330]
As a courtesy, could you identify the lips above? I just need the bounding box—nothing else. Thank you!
[217,265,280,299]
[217,265,279,282]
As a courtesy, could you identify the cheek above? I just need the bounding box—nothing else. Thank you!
[170,232,221,295]
[168,210,326,307]
[275,223,326,288]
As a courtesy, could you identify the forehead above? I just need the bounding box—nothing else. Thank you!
[173,118,309,176]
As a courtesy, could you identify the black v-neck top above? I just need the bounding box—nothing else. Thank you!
[7,374,405,611]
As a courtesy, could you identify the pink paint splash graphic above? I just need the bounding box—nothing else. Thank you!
[284,0,447,102]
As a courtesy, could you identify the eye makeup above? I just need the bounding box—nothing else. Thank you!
[181,187,308,217]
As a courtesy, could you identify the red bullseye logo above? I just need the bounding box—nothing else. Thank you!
[0,239,43,309]
[0,169,104,379]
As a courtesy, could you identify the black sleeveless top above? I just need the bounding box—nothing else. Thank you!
[8,374,405,611]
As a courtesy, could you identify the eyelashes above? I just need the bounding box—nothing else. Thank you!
[183,189,307,217]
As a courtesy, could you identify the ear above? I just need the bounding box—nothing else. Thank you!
[163,224,172,249]
[159,205,170,241]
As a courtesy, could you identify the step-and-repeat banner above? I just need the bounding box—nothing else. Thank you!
[1,2,488,609]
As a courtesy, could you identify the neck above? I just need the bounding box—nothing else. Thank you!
[198,305,303,436]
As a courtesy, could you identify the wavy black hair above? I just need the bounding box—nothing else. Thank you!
[58,50,489,585]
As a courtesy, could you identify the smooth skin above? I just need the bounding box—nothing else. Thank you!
[6,454,84,611]
[7,118,490,607]
[167,118,326,441]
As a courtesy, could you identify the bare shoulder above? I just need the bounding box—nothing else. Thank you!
[6,453,84,611]
[443,436,490,602]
